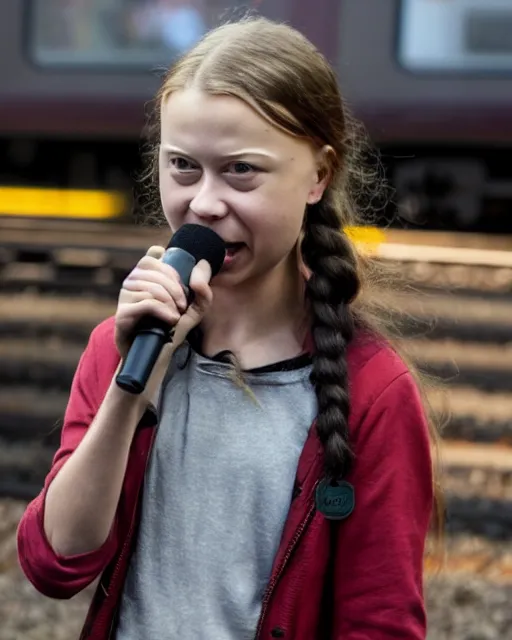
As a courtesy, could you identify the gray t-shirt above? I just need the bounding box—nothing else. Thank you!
[115,344,316,640]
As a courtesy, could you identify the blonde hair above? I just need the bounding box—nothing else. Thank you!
[138,16,444,547]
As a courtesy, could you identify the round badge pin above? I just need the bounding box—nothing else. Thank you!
[315,479,355,520]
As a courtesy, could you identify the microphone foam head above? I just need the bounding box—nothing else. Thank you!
[168,224,226,276]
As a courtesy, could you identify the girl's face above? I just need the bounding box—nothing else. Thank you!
[159,88,328,287]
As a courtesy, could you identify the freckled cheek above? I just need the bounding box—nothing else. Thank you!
[159,178,190,224]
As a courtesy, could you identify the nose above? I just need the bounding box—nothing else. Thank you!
[189,174,228,221]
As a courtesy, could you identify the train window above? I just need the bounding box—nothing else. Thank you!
[27,0,285,68]
[397,0,512,73]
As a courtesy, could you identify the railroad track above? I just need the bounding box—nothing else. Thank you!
[4,218,512,296]
[2,219,512,545]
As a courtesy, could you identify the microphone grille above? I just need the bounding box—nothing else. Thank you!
[168,224,226,276]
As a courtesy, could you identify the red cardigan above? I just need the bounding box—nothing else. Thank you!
[17,317,433,639]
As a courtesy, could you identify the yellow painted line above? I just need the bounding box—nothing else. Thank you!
[0,187,126,219]
[345,225,386,247]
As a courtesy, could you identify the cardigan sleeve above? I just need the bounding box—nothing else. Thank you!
[16,319,122,599]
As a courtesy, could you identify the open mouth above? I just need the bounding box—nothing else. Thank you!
[224,242,245,258]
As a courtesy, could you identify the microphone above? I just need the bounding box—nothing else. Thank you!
[115,224,226,395]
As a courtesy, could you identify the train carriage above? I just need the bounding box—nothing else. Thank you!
[0,0,510,230]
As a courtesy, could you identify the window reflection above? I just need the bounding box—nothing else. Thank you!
[30,0,251,66]
[398,0,512,72]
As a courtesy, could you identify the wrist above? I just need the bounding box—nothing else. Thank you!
[106,372,150,421]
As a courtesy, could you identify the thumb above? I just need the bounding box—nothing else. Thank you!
[189,259,213,300]
[185,259,214,320]
[145,245,166,260]
[171,259,213,345]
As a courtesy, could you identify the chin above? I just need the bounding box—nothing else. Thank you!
[212,268,248,289]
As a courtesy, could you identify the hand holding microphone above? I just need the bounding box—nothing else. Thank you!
[41,225,224,557]
[115,224,226,394]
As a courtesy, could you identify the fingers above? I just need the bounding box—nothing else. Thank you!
[117,298,181,327]
[123,266,188,312]
[189,260,213,309]
[116,248,215,358]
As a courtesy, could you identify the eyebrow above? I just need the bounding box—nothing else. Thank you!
[160,144,278,160]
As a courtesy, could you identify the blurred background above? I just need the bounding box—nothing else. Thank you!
[1,1,512,638]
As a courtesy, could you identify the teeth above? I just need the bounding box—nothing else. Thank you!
[226,243,242,256]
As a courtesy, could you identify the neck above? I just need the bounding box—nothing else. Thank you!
[201,255,309,365]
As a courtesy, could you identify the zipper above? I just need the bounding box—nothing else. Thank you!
[255,491,318,639]
[101,502,140,640]
[88,428,157,640]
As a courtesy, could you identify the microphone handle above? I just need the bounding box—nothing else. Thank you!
[115,248,196,395]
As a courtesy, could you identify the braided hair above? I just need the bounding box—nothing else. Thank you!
[140,15,443,539]
[302,198,361,481]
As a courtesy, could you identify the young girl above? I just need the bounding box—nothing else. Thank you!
[17,16,440,640]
